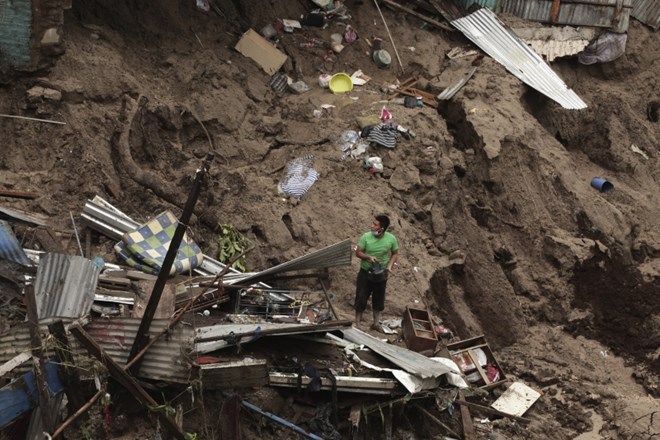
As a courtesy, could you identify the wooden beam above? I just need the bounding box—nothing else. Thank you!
[25,285,54,434]
[199,359,268,390]
[0,189,38,199]
[48,320,87,412]
[412,404,460,438]
[127,153,213,375]
[69,324,186,440]
[458,390,476,440]
[455,399,531,423]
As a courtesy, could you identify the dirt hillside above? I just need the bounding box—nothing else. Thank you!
[1,0,659,438]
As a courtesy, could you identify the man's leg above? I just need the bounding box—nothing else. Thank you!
[370,281,387,332]
[355,270,370,326]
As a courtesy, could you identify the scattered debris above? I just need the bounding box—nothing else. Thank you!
[235,29,288,75]
[450,8,587,109]
[277,155,320,201]
[631,143,649,159]
[437,66,477,100]
[491,381,541,417]
[578,31,628,65]
[591,177,614,192]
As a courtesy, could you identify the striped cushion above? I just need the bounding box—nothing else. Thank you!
[278,155,319,199]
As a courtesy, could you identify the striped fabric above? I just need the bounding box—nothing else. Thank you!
[278,155,319,199]
[0,220,30,266]
[114,210,203,276]
[366,123,399,149]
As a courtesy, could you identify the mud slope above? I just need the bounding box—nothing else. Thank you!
[1,1,658,438]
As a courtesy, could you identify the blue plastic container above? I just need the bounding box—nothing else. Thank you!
[591,177,614,192]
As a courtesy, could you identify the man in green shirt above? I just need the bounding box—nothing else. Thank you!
[355,214,399,331]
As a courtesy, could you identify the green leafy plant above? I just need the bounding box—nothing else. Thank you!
[215,224,251,272]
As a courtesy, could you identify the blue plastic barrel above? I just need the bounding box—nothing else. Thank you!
[591,177,614,192]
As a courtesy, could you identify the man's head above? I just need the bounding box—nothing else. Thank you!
[371,215,390,237]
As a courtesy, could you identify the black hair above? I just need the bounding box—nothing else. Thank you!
[375,214,390,231]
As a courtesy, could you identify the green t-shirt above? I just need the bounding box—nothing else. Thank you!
[358,231,399,270]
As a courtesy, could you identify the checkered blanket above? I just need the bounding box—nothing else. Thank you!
[114,210,203,276]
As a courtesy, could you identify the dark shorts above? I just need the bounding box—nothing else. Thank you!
[355,268,387,313]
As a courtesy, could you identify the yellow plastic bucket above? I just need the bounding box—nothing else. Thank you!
[328,73,353,94]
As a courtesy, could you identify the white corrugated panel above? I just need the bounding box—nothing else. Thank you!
[451,8,588,110]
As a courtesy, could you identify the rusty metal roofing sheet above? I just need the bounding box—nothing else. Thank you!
[632,0,660,30]
[34,253,101,319]
[499,0,631,33]
[0,220,30,265]
[458,0,632,32]
[237,239,353,285]
[451,8,588,109]
[84,318,194,383]
[0,318,194,383]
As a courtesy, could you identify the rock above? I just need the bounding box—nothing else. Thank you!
[430,204,447,238]
[532,367,559,386]
[26,86,46,104]
[449,249,466,265]
[389,163,421,192]
[51,79,85,103]
[543,229,609,273]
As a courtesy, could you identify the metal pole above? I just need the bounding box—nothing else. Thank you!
[241,400,324,440]
[69,211,84,257]
[127,153,213,375]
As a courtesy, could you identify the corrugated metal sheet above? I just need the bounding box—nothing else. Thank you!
[0,0,32,68]
[451,8,588,109]
[0,318,194,383]
[0,220,30,265]
[34,253,101,319]
[237,239,353,285]
[343,328,451,379]
[632,0,660,30]
[458,0,632,32]
[501,0,631,32]
[84,318,194,383]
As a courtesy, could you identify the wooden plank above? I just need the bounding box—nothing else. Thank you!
[468,349,491,385]
[456,399,531,423]
[0,352,31,377]
[199,359,268,390]
[0,190,38,200]
[131,280,175,319]
[458,390,477,440]
[25,285,54,433]
[70,324,186,439]
[34,227,65,253]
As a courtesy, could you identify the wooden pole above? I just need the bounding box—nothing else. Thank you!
[127,153,213,374]
[373,0,405,74]
[25,285,55,434]
[458,390,477,440]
